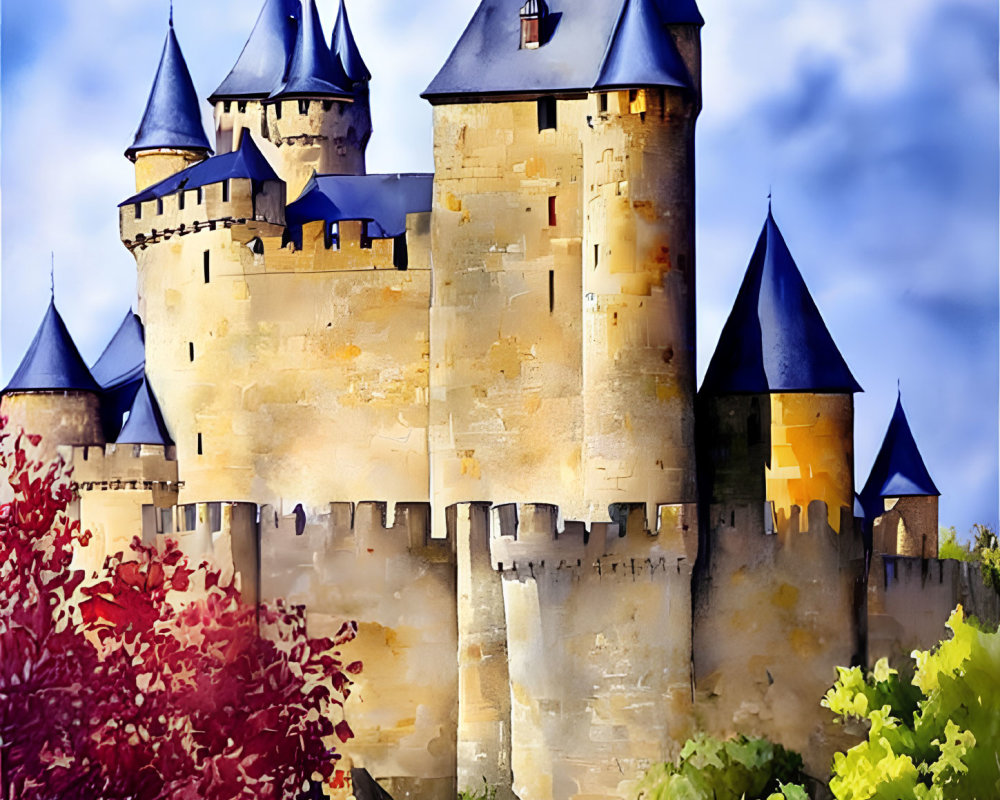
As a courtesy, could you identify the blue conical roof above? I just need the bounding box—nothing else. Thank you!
[701,206,862,395]
[117,377,173,446]
[860,393,939,520]
[210,0,300,101]
[4,301,100,394]
[331,0,370,85]
[127,20,212,161]
[91,311,145,391]
[654,0,704,25]
[270,0,352,100]
[595,0,692,91]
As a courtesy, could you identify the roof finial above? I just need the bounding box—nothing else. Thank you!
[169,0,174,27]
[50,252,55,300]
[897,378,902,396]
[768,186,772,212]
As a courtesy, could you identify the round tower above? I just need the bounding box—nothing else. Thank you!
[212,0,372,200]
[1,300,105,461]
[580,0,703,524]
[126,13,212,192]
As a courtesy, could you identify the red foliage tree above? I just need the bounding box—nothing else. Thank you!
[0,423,359,799]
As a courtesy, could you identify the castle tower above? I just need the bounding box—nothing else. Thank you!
[582,0,702,522]
[693,205,866,772]
[861,392,940,558]
[424,0,701,529]
[126,13,212,192]
[1,300,105,460]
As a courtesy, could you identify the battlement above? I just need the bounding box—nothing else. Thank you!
[244,213,432,274]
[120,176,285,251]
[450,501,697,575]
[708,499,858,542]
[60,443,179,501]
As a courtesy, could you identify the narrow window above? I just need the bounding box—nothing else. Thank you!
[135,202,142,220]
[520,16,540,48]
[537,96,557,132]
[599,92,608,113]
[393,233,409,270]
[178,191,185,211]
[327,222,340,251]
[237,101,248,113]
[594,243,600,268]
[156,198,164,215]
[197,433,203,456]
[298,99,310,115]
[203,250,210,283]
[360,222,373,250]
[197,187,204,205]
[223,101,232,113]
[274,101,282,120]
[548,196,557,227]
[188,342,195,362]
[322,99,334,112]
[548,270,555,313]
[222,180,230,203]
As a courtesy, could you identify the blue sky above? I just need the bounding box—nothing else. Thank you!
[2,0,997,535]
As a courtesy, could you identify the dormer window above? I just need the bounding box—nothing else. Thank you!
[520,0,548,50]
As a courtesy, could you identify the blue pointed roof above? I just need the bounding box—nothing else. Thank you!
[117,377,173,446]
[210,0,300,102]
[331,0,371,85]
[270,0,352,100]
[701,206,862,395]
[860,393,939,519]
[595,0,692,91]
[423,0,701,101]
[655,0,704,25]
[126,21,212,161]
[121,133,280,206]
[4,301,100,394]
[91,311,145,391]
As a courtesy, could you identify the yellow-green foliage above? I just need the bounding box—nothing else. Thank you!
[822,606,1000,799]
[458,778,496,800]
[938,527,971,562]
[632,734,808,800]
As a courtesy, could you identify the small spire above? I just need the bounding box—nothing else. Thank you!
[169,0,174,27]
[50,252,55,299]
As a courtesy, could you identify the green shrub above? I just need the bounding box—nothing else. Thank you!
[633,733,809,799]
[458,777,497,800]
[822,606,1000,799]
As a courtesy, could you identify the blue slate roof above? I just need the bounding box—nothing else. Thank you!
[423,0,701,100]
[117,377,173,446]
[595,0,691,91]
[121,133,280,206]
[4,301,100,394]
[91,311,145,391]
[210,0,300,101]
[286,173,433,238]
[332,0,371,85]
[127,21,212,160]
[860,393,939,520]
[270,0,352,100]
[701,207,862,395]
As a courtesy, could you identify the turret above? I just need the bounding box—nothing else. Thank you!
[700,204,863,535]
[126,13,212,192]
[861,392,940,558]
[693,207,866,772]
[1,299,105,459]
[582,0,701,522]
[212,0,370,198]
[263,0,367,194]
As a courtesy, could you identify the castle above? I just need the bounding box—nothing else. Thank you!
[3,1,996,798]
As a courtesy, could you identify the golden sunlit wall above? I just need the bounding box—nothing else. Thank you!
[133,149,207,193]
[765,392,854,534]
